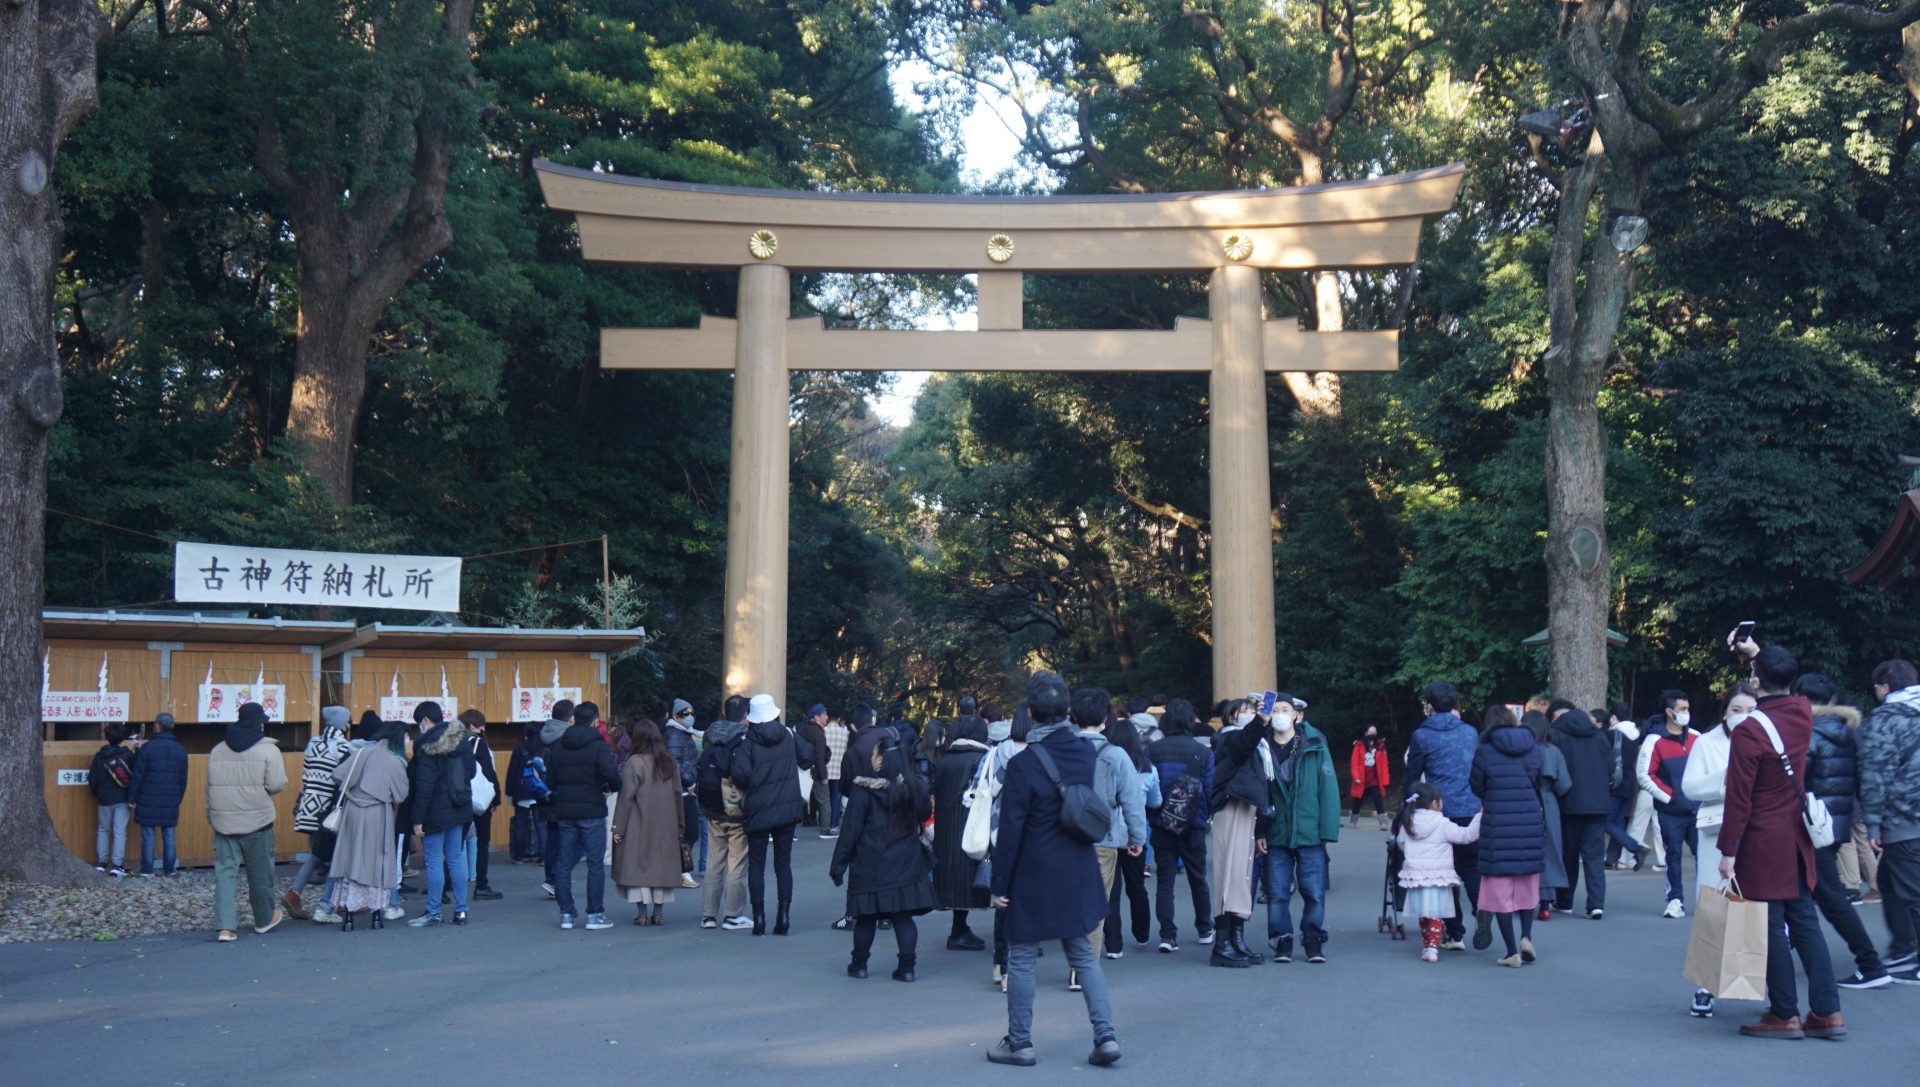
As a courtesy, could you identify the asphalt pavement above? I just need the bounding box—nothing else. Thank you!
[0,829,1912,1085]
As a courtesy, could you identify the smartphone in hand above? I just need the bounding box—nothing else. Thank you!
[1730,620,1755,648]
[1260,690,1278,717]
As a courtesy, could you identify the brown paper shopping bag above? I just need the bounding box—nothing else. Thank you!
[1684,882,1769,1001]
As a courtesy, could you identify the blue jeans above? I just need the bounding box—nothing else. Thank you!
[139,824,176,874]
[1006,935,1113,1048]
[421,826,468,917]
[1263,844,1329,948]
[543,821,563,886]
[828,781,844,830]
[553,818,606,917]
[1655,810,1695,904]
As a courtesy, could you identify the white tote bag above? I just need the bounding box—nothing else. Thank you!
[961,755,995,860]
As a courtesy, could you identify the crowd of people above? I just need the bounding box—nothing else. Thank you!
[80,621,1920,1060]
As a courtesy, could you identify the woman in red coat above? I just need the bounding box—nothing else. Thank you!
[1718,640,1841,1040]
[1349,727,1392,829]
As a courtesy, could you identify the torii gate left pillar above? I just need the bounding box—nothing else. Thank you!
[537,162,1463,710]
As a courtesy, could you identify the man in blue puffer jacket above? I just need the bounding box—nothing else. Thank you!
[1404,680,1481,948]
[129,714,189,876]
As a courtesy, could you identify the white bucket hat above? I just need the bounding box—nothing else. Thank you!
[746,693,782,724]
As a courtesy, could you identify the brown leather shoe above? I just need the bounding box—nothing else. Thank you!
[1803,1012,1847,1040]
[1739,1013,1806,1040]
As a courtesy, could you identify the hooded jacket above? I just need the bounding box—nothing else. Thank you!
[1211,719,1273,815]
[128,730,189,827]
[1860,688,1920,846]
[1396,807,1481,888]
[831,774,934,897]
[408,721,477,834]
[533,717,571,822]
[663,713,701,790]
[1349,737,1391,796]
[544,722,619,822]
[1260,723,1341,848]
[1148,734,1215,832]
[88,741,133,806]
[294,707,354,834]
[732,718,809,833]
[206,719,287,836]
[1469,726,1544,876]
[1806,704,1860,835]
[1405,711,1481,818]
[697,719,749,822]
[1078,729,1148,850]
[1550,711,1615,816]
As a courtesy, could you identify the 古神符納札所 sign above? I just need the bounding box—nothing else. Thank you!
[172,541,461,613]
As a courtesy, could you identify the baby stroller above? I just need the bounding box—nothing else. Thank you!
[1378,837,1407,940]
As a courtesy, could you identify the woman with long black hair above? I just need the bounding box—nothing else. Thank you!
[932,715,993,950]
[830,735,936,980]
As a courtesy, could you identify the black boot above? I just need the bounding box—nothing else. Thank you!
[1233,917,1265,964]
[752,906,766,936]
[948,926,986,951]
[848,953,869,979]
[1209,915,1251,968]
[892,955,916,983]
[342,911,354,933]
[774,902,791,935]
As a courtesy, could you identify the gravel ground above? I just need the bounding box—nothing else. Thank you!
[0,870,266,944]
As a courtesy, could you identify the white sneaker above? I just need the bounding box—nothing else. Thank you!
[1104,949,1123,960]
[680,873,700,889]
[1663,899,1686,919]
[1588,908,1604,920]
[382,906,407,922]
[541,882,556,899]
[1197,930,1215,945]
[310,909,342,924]
[559,913,575,930]
[584,913,614,931]
[721,915,753,931]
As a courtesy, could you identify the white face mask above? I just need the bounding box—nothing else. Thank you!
[1234,712,1255,728]
[1673,712,1691,727]
[1272,714,1296,734]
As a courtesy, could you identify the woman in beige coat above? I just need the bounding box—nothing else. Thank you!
[327,725,411,929]
[613,720,687,925]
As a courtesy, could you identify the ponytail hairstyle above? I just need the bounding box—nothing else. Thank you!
[1394,782,1443,839]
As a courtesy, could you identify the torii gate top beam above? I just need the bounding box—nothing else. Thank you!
[534,160,1464,274]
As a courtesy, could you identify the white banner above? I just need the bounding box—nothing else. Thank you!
[511,687,582,723]
[42,691,130,722]
[172,540,461,612]
[381,696,459,723]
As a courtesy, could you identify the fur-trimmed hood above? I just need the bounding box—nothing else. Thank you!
[1812,704,1860,729]
[418,722,464,757]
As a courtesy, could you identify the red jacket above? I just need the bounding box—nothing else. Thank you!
[1717,694,1817,901]
[1350,740,1391,797]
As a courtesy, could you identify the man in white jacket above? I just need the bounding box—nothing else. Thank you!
[1679,682,1758,1019]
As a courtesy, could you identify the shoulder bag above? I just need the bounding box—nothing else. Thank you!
[1746,710,1835,849]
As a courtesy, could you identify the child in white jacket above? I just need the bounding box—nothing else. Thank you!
[1394,782,1482,963]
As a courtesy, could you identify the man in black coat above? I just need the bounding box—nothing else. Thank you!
[458,709,504,900]
[1550,708,1614,919]
[407,702,476,927]
[544,701,620,931]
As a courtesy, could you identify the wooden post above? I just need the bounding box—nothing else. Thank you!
[1207,264,1276,702]
[722,263,790,710]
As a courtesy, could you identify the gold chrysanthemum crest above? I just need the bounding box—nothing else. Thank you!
[986,233,1015,264]
[747,229,779,260]
[1222,232,1254,262]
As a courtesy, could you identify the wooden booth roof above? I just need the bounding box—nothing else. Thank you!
[1846,489,1920,589]
[43,610,355,644]
[323,623,649,655]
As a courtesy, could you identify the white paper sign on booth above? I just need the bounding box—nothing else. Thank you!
[41,653,130,722]
[509,663,580,722]
[379,668,457,724]
[196,663,286,722]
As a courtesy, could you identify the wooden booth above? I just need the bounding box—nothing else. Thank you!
[43,612,646,868]
[322,623,648,848]
[41,610,355,867]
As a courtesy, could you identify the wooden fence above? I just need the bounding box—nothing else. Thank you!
[44,742,513,869]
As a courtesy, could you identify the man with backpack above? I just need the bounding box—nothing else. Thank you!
[697,695,753,929]
[128,714,188,877]
[506,722,545,864]
[89,722,136,876]
[406,702,477,927]
[1147,698,1214,952]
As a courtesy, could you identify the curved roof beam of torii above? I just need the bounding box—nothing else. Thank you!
[534,160,1464,274]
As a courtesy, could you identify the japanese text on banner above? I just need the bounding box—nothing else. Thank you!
[173,541,461,612]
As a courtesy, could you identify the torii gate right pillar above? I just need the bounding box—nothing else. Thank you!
[1207,264,1277,701]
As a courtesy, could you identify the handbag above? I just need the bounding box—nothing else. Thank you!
[961,755,995,860]
[1747,710,1835,848]
[1030,743,1113,845]
[971,857,994,895]
[680,843,694,874]
[1684,880,1769,1000]
[468,737,497,815]
[321,748,370,833]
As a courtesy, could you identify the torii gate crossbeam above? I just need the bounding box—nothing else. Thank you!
[536,161,1463,708]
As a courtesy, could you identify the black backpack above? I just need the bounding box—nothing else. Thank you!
[696,734,744,816]
[1030,742,1113,845]
[1156,768,1203,834]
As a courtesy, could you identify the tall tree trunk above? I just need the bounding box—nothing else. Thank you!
[0,0,107,885]
[1543,149,1646,708]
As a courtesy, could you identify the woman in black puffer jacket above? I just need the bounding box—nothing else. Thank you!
[1793,673,1889,983]
[730,696,812,935]
[1468,704,1543,967]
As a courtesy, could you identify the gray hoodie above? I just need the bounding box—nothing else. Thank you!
[539,717,569,747]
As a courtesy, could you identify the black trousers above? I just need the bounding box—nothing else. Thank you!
[510,806,541,862]
[1443,814,1482,940]
[1151,826,1213,941]
[1104,847,1151,951]
[1350,788,1385,816]
[1811,841,1884,974]
[1556,814,1607,913]
[472,809,493,887]
[746,824,796,908]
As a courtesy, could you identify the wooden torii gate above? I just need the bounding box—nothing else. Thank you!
[537,161,1463,709]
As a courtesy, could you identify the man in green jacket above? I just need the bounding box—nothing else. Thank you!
[1256,696,1341,964]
